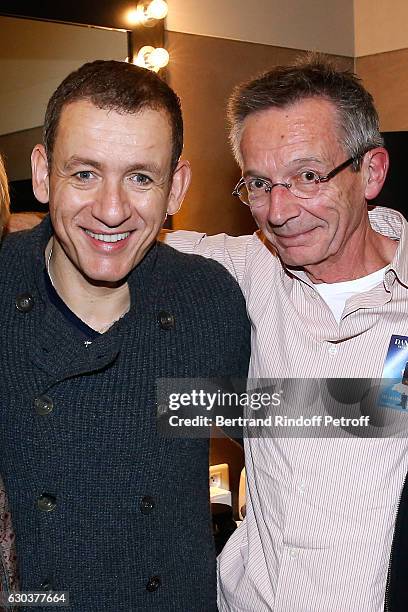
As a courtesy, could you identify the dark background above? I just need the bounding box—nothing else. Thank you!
[0,1,135,30]
[372,132,408,213]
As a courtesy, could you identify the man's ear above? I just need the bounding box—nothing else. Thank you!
[363,148,389,201]
[31,144,50,204]
[166,159,192,215]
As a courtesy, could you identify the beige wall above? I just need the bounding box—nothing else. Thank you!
[354,0,408,57]
[167,0,354,56]
[356,49,408,131]
[354,1,408,140]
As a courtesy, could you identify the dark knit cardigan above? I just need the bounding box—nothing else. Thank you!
[0,218,250,611]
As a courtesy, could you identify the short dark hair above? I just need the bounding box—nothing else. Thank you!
[44,60,183,172]
[228,53,383,170]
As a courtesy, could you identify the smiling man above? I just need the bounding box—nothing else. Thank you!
[166,56,408,611]
[0,60,250,611]
[32,100,182,331]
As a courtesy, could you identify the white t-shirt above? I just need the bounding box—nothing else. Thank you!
[313,266,388,323]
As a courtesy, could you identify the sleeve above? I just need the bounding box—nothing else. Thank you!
[161,230,252,286]
[215,269,251,444]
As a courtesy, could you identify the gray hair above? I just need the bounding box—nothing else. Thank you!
[227,53,384,170]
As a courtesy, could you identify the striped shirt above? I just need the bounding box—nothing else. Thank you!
[165,206,408,611]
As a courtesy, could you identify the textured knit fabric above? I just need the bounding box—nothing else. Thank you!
[0,216,250,612]
[165,206,408,612]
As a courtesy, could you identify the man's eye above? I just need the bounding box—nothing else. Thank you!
[298,170,319,183]
[74,171,94,181]
[247,178,268,192]
[130,173,152,188]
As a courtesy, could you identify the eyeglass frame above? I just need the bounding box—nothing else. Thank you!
[232,151,370,207]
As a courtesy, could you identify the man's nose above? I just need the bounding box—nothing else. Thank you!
[265,184,301,226]
[92,179,132,227]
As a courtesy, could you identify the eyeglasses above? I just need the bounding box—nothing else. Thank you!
[232,155,361,208]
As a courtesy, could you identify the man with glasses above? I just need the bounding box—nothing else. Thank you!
[0,60,250,610]
[166,55,408,610]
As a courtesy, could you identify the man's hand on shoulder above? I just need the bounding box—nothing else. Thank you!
[7,212,44,233]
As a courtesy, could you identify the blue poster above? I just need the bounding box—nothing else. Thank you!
[379,335,408,411]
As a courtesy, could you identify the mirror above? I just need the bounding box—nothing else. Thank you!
[0,15,128,211]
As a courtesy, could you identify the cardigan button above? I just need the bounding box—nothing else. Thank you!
[15,293,34,313]
[146,575,161,592]
[34,395,54,416]
[140,495,155,515]
[37,494,57,513]
[39,579,53,591]
[158,311,175,330]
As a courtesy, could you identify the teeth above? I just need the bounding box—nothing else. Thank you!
[85,230,130,243]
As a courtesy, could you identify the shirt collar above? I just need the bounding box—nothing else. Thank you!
[367,206,408,290]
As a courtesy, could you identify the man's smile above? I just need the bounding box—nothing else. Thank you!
[272,227,319,243]
[84,229,131,243]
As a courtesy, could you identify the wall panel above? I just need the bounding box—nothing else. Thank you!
[354,0,408,57]
[357,49,408,131]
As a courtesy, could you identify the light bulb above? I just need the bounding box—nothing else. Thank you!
[134,46,170,72]
[134,46,155,68]
[125,6,145,25]
[146,0,168,20]
[149,48,169,69]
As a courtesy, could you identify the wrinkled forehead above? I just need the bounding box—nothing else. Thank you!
[239,98,345,166]
[241,97,342,139]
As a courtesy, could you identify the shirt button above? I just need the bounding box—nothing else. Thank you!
[140,496,155,515]
[328,345,338,356]
[289,548,299,559]
[158,311,175,330]
[34,395,54,416]
[297,481,306,494]
[37,494,57,513]
[146,575,161,592]
[15,293,34,313]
